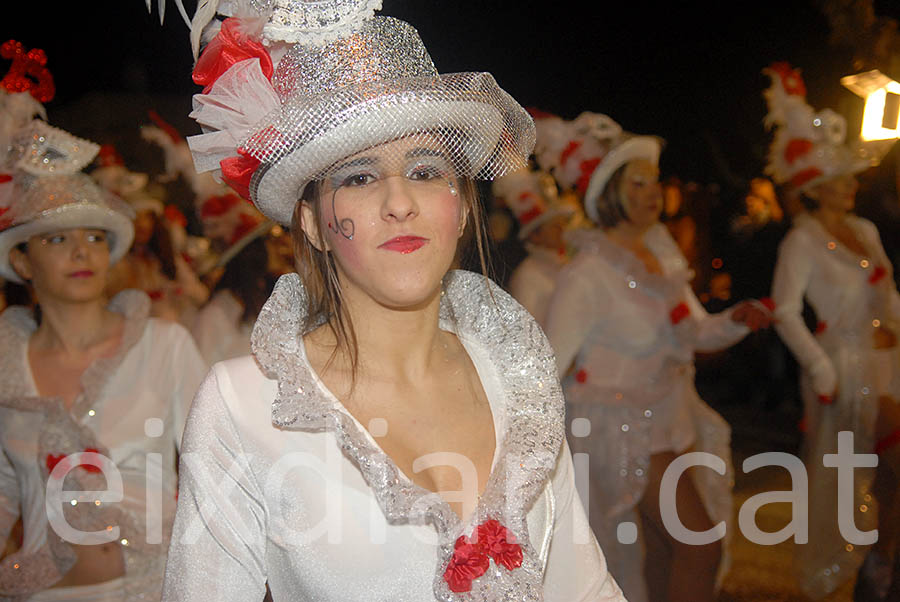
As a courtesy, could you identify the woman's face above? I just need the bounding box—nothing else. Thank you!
[619,159,662,229]
[133,210,156,246]
[809,173,858,213]
[11,228,111,304]
[302,136,466,309]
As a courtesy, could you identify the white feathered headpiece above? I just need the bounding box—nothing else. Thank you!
[762,62,869,191]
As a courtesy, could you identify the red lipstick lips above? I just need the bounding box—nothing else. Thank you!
[68,270,95,278]
[379,235,428,254]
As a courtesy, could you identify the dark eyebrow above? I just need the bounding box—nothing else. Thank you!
[331,156,378,172]
[406,147,450,161]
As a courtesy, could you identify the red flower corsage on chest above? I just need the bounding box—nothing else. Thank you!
[46,448,104,477]
[443,519,524,593]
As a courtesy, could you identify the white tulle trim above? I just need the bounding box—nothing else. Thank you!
[263,0,383,45]
[187,58,280,173]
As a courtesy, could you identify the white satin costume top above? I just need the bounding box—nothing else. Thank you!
[771,213,900,599]
[161,271,625,602]
[544,224,750,602]
[507,245,569,329]
[0,291,208,601]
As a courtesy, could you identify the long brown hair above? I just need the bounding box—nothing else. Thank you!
[290,176,491,383]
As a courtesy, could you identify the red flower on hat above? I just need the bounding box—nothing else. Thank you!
[443,535,490,593]
[869,266,887,284]
[769,62,806,97]
[784,139,813,165]
[670,302,691,325]
[193,18,274,93]
[220,149,262,201]
[1,40,55,103]
[476,520,524,571]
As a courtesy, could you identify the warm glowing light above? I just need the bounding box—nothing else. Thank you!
[842,70,900,141]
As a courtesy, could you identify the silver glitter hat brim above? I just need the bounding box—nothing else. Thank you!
[244,72,535,225]
[584,135,662,223]
[0,198,135,284]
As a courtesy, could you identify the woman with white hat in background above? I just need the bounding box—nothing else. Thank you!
[765,62,900,602]
[542,113,771,602]
[0,46,207,600]
[492,167,578,329]
[158,2,624,601]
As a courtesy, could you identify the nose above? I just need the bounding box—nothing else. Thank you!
[71,231,89,260]
[380,176,419,223]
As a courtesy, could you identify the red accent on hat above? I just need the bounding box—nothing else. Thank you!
[575,369,588,383]
[220,149,261,201]
[784,139,813,165]
[193,18,274,93]
[576,158,601,196]
[526,107,557,120]
[790,167,823,189]
[768,62,807,97]
[559,140,582,167]
[96,145,124,168]
[518,206,543,226]
[1,40,54,103]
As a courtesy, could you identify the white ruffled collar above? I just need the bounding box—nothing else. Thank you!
[251,270,564,601]
[0,290,150,418]
[566,224,692,300]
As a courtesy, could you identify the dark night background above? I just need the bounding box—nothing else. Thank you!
[3,0,899,188]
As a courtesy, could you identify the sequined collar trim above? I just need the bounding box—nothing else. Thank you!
[567,224,691,300]
[252,271,564,600]
[0,290,151,418]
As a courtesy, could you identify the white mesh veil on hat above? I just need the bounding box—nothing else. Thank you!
[178,0,536,225]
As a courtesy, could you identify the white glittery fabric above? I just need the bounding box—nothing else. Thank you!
[0,291,208,601]
[163,270,626,601]
[772,213,900,599]
[545,225,745,602]
[263,0,384,44]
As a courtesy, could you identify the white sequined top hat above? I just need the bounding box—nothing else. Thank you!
[530,110,661,224]
[491,168,574,240]
[0,43,134,283]
[184,0,536,225]
[762,62,870,191]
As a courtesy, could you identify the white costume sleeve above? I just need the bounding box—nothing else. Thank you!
[162,367,268,601]
[167,325,209,451]
[0,449,19,544]
[543,439,626,601]
[683,286,750,353]
[771,230,836,396]
[545,266,601,377]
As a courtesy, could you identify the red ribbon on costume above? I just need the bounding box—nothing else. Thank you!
[517,203,543,226]
[814,321,827,335]
[0,206,13,231]
[869,266,887,284]
[559,140,582,168]
[46,448,104,477]
[96,145,124,168]
[759,297,776,312]
[817,394,833,405]
[670,302,691,325]
[443,520,523,593]
[164,204,188,228]
[193,18,274,93]
[575,369,588,384]
[875,428,900,455]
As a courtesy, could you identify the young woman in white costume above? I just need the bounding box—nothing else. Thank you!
[0,62,207,601]
[158,2,625,601]
[764,62,900,601]
[543,116,771,602]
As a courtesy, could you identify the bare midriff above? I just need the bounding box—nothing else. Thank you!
[50,542,125,588]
